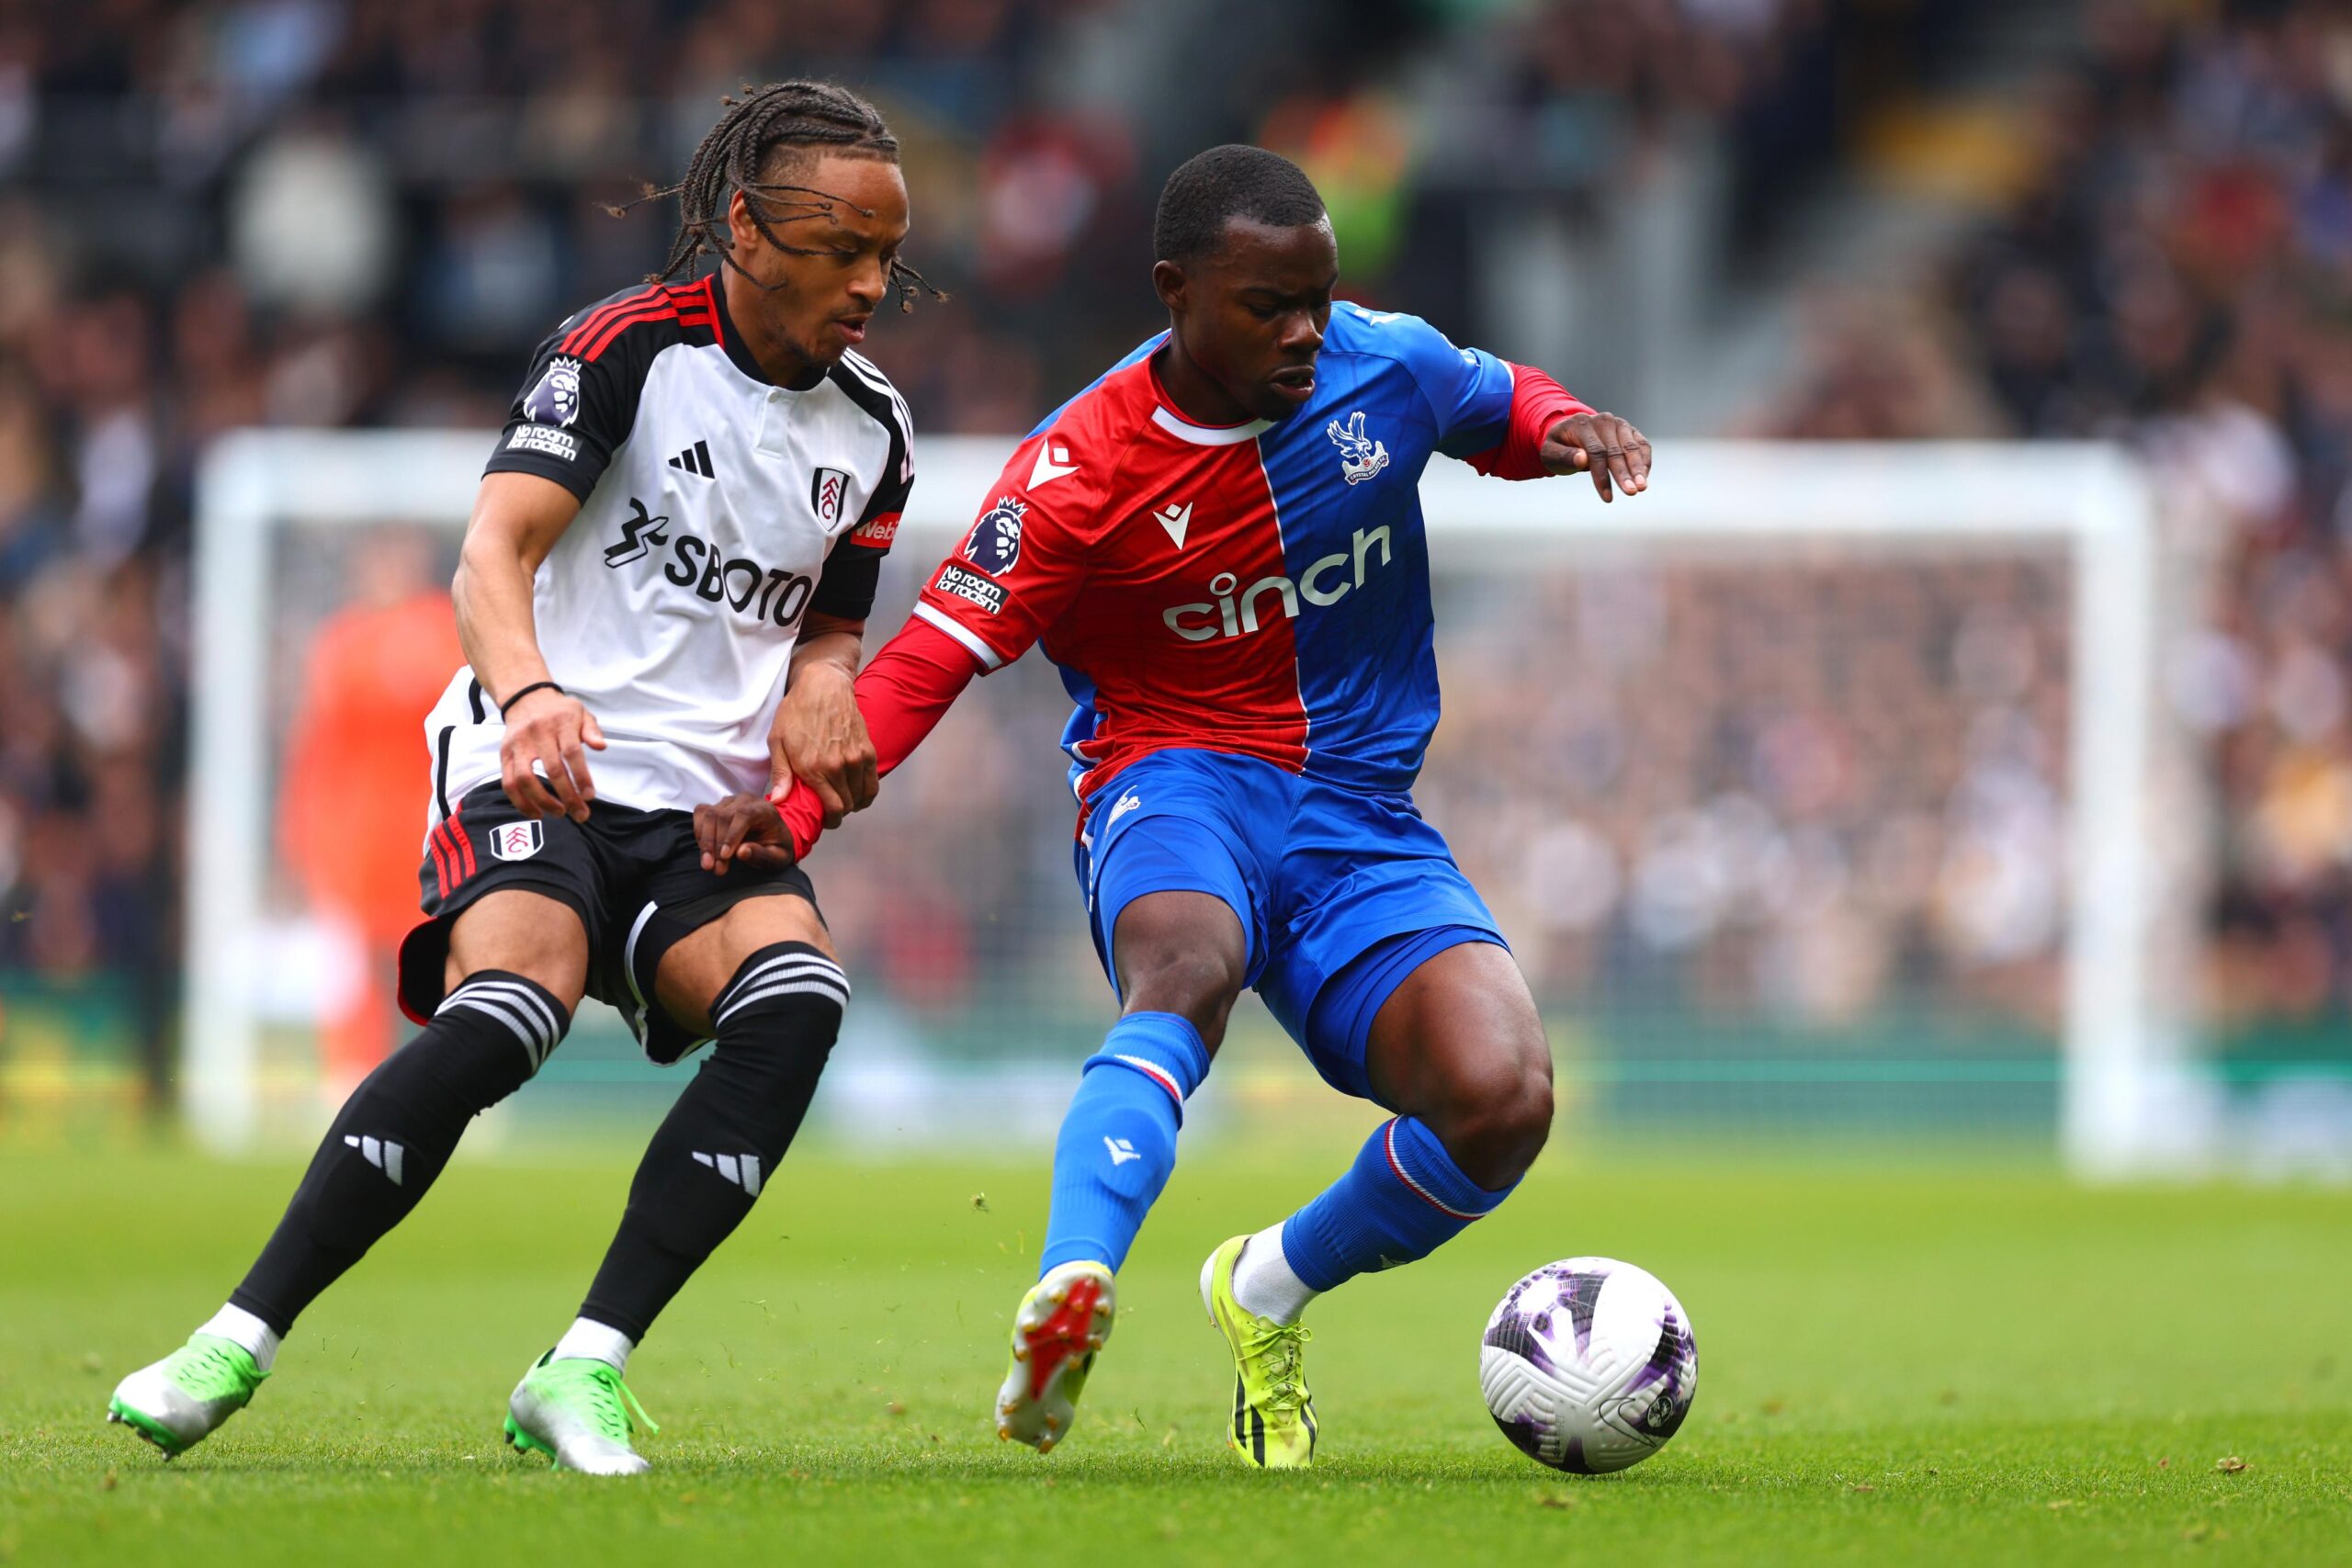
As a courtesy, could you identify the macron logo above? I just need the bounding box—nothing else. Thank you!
[1028,441,1079,489]
[1153,501,1193,550]
[1104,1136,1142,1167]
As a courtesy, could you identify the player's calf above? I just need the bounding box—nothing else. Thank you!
[572,942,846,1342]
[106,969,571,1459]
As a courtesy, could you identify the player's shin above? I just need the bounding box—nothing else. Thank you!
[573,942,844,1341]
[1254,1116,1517,1312]
[230,971,570,1335]
[1038,1011,1211,1274]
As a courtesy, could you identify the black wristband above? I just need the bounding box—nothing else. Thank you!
[497,680,563,717]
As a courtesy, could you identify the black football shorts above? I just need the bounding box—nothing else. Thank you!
[396,777,818,1064]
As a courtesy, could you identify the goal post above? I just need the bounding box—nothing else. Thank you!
[187,432,2181,1172]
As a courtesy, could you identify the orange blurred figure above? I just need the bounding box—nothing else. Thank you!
[279,528,462,1091]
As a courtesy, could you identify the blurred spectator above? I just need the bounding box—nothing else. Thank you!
[0,0,2166,1103]
[1763,0,2352,1035]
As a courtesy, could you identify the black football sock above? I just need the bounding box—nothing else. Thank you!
[230,971,569,1334]
[577,942,846,1341]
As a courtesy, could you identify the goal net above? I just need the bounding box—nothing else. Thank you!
[187,432,2194,1172]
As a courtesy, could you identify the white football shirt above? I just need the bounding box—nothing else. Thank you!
[422,273,912,827]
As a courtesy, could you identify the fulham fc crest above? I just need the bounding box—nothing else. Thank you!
[810,467,851,526]
[489,821,544,862]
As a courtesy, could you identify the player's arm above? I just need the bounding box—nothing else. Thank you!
[697,433,1095,872]
[763,450,910,827]
[1380,306,1651,502]
[696,615,977,873]
[772,612,877,828]
[453,471,606,823]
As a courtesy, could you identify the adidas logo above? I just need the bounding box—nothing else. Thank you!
[691,1150,763,1194]
[344,1134,405,1185]
[667,439,716,479]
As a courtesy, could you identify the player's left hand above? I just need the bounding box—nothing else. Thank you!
[770,662,879,829]
[1542,412,1651,502]
[695,792,797,876]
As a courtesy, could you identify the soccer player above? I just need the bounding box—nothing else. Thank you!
[106,82,923,1475]
[695,144,1652,1468]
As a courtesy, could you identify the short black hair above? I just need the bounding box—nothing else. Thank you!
[1152,145,1327,265]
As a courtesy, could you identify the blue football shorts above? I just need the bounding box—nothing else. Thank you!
[1071,747,1508,1106]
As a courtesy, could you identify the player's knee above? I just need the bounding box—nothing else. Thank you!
[1426,1036,1554,1189]
[705,943,849,1101]
[446,892,589,1010]
[419,970,572,1091]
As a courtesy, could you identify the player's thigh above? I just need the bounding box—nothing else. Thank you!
[1363,942,1550,1110]
[1363,942,1554,1179]
[651,891,832,1038]
[402,783,603,1013]
[1076,751,1288,1044]
[443,888,592,1008]
[1110,890,1250,1050]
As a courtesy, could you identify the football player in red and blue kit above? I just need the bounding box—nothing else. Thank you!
[698,144,1651,1468]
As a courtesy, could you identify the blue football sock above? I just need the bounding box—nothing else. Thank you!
[1037,1011,1211,1276]
[1280,1116,1516,1292]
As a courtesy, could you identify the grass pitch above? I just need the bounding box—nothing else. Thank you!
[3,1136,2346,1566]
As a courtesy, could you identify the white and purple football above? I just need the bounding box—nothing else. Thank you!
[1478,1257,1698,1473]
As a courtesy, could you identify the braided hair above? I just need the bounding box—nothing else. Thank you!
[625,80,941,311]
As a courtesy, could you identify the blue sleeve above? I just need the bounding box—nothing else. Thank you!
[1337,304,1517,459]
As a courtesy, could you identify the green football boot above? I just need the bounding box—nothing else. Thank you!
[1201,1235,1317,1469]
[107,1334,268,1458]
[503,1351,658,1476]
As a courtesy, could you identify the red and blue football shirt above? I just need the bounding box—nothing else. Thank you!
[903,303,1588,800]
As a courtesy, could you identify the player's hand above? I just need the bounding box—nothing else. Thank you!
[694,792,797,876]
[769,662,878,829]
[1542,412,1651,502]
[500,687,606,823]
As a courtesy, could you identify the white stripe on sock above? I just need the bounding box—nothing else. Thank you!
[719,955,846,1005]
[457,980,560,1050]
[440,993,550,1066]
[716,976,849,1024]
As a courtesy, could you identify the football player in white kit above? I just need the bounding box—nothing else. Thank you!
[107,82,926,1475]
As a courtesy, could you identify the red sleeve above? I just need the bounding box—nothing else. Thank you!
[910,428,1098,669]
[1462,364,1591,481]
[770,615,979,855]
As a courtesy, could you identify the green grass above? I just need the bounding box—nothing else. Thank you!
[2,1138,2347,1565]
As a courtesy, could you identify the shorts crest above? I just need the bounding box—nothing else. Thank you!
[489,820,545,861]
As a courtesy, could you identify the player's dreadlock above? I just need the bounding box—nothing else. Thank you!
[619,80,941,311]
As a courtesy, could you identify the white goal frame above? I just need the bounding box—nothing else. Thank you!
[188,433,2167,1172]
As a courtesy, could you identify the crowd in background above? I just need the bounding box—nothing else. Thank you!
[1773,0,2352,1034]
[1,0,2336,1093]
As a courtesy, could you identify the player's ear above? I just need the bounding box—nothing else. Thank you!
[1152,259,1189,315]
[727,189,762,258]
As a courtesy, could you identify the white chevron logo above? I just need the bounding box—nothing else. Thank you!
[1028,441,1079,489]
[344,1134,405,1185]
[1152,501,1193,549]
[692,1150,763,1195]
[1104,1136,1141,1166]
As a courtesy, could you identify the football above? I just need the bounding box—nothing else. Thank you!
[1479,1258,1698,1473]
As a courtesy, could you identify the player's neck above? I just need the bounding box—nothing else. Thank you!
[1151,336,1254,428]
[721,268,825,389]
